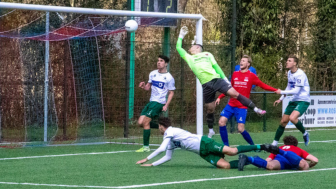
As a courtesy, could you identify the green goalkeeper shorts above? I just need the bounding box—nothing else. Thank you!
[199,136,225,166]
[140,101,164,119]
[284,101,310,116]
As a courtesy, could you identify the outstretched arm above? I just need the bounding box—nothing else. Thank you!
[136,138,171,165]
[253,77,277,92]
[305,154,318,168]
[151,149,174,166]
[176,26,192,61]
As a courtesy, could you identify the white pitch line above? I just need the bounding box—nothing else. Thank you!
[0,150,136,161]
[0,139,335,161]
[0,168,335,188]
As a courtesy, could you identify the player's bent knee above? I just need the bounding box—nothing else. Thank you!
[228,89,239,99]
[223,147,238,156]
[237,125,245,133]
[289,116,298,123]
[219,117,227,126]
[280,119,289,126]
[216,158,230,169]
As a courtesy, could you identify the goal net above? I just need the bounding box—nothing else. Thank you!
[0,3,218,146]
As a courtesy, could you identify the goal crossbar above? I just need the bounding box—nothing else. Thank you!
[0,2,205,136]
[0,2,204,20]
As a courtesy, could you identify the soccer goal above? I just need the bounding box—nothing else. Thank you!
[0,2,205,145]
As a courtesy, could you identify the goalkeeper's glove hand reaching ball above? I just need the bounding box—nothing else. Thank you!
[179,26,188,39]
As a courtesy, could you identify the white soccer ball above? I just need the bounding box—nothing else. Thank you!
[125,20,138,32]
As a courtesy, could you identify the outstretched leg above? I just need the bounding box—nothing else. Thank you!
[226,88,266,116]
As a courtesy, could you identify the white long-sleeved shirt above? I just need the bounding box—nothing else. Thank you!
[147,127,202,166]
[280,69,310,102]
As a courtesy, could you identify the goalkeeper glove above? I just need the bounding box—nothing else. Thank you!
[179,26,188,39]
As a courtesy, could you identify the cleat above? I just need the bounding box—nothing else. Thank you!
[256,109,266,116]
[303,133,310,146]
[136,146,150,152]
[208,130,215,138]
[238,154,248,171]
[262,144,279,154]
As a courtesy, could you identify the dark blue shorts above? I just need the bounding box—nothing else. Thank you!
[220,104,247,124]
[274,153,302,170]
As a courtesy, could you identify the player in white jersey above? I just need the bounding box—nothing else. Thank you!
[136,55,176,152]
[273,55,310,146]
[136,117,278,168]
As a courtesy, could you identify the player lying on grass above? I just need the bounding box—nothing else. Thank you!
[215,55,279,144]
[136,117,278,168]
[238,135,318,171]
[176,26,266,138]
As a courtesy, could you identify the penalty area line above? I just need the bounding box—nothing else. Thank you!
[0,168,335,188]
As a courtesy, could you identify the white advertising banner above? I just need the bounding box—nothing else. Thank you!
[282,95,336,128]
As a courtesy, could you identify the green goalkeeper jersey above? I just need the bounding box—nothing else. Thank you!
[176,37,226,84]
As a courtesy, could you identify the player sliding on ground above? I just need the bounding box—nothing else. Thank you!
[238,135,318,171]
[136,117,278,168]
[215,55,280,145]
[176,26,266,138]
[272,55,311,146]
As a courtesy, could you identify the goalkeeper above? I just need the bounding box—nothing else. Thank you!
[176,26,266,137]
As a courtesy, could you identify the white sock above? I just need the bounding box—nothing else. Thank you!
[253,107,259,112]
[272,140,278,146]
[209,128,214,133]
[303,131,308,136]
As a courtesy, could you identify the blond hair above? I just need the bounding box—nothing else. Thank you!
[242,55,252,67]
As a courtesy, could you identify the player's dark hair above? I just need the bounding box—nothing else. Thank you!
[288,54,299,66]
[158,55,169,63]
[158,117,171,128]
[283,135,298,146]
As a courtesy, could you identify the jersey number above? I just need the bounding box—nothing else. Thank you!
[173,141,181,148]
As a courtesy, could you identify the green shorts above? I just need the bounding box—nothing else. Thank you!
[199,136,225,166]
[140,101,164,119]
[284,101,310,116]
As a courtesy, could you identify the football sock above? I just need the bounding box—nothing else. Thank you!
[278,150,302,167]
[272,140,279,146]
[150,122,158,129]
[219,126,229,146]
[206,113,215,129]
[274,125,285,141]
[294,120,306,134]
[241,130,254,145]
[143,129,151,146]
[237,145,259,153]
[229,160,239,169]
[237,94,256,109]
[248,156,267,169]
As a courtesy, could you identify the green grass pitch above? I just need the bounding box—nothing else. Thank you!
[0,129,335,189]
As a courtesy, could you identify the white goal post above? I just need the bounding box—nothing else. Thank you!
[0,2,205,136]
